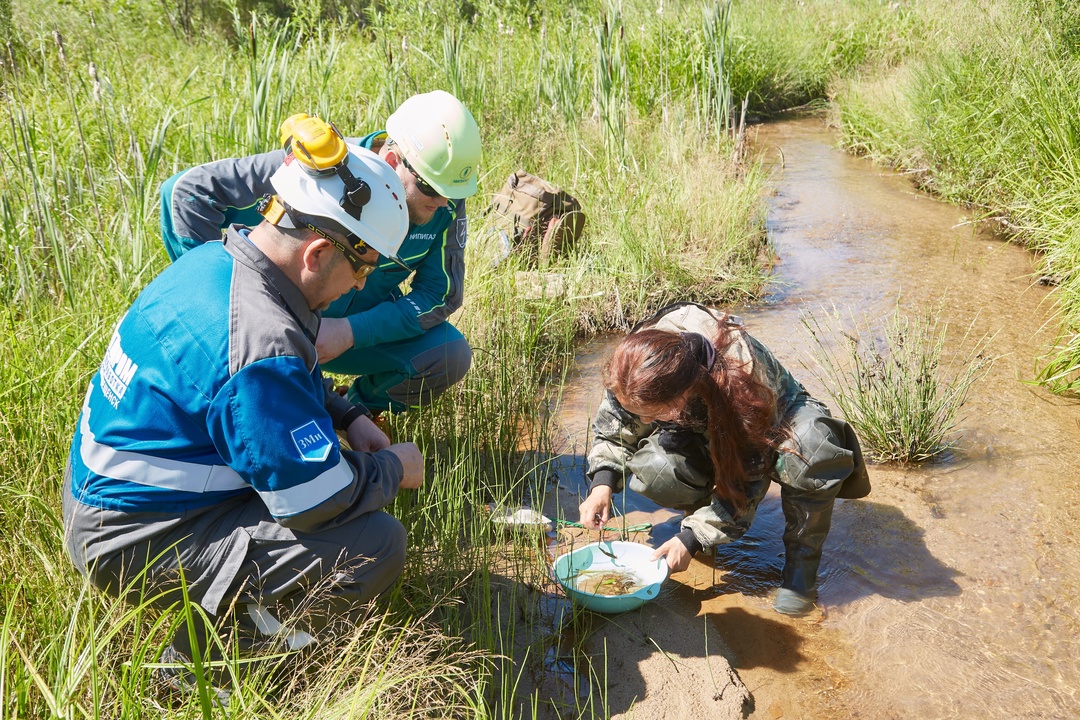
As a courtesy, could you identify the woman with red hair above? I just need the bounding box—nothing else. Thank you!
[579,303,870,616]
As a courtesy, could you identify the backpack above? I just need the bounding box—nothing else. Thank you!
[489,171,586,265]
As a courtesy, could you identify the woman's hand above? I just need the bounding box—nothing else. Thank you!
[578,486,613,530]
[651,537,693,573]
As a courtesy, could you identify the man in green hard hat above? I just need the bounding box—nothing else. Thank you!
[160,91,482,436]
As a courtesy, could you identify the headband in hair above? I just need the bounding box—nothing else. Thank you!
[638,330,718,371]
[681,332,717,371]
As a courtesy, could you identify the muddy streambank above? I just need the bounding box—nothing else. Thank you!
[535,116,1080,719]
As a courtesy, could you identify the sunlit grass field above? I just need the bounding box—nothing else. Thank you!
[2,0,1073,716]
[832,0,1080,392]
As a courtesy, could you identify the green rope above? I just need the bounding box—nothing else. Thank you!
[555,519,652,533]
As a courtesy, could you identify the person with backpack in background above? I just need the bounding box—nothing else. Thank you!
[160,91,482,427]
[579,303,871,617]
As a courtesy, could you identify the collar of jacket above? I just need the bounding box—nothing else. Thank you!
[222,224,320,341]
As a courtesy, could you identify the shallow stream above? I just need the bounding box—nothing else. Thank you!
[548,116,1080,718]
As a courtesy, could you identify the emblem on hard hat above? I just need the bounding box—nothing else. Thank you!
[459,166,473,180]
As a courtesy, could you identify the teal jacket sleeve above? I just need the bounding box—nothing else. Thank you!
[347,200,467,348]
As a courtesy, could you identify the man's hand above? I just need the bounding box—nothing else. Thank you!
[651,537,693,573]
[578,486,613,530]
[345,414,390,452]
[317,317,354,362]
[387,442,424,489]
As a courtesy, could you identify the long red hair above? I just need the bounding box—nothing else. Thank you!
[605,323,780,509]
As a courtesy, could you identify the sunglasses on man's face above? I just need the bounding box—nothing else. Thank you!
[304,223,381,280]
[401,156,444,199]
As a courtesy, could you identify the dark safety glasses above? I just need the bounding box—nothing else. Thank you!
[400,155,444,199]
[303,222,380,280]
[257,193,382,281]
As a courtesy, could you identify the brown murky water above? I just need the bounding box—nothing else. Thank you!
[546,116,1080,718]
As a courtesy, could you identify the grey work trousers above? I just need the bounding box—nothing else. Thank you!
[62,473,406,653]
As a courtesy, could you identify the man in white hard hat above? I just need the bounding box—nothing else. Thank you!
[160,91,482,420]
[63,129,423,699]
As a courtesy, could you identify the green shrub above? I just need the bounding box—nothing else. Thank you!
[799,303,994,463]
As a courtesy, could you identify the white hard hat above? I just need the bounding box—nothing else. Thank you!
[270,144,408,264]
[386,90,481,199]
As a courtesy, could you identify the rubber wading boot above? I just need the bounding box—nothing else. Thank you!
[774,491,836,616]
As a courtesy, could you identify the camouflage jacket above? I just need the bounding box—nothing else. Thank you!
[586,303,868,549]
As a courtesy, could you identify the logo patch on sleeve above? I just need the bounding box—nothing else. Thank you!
[99,323,138,409]
[291,421,332,463]
[456,217,468,248]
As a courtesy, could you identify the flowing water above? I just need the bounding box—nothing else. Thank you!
[547,116,1080,718]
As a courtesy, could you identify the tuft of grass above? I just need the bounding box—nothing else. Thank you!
[799,303,994,463]
[1035,286,1080,394]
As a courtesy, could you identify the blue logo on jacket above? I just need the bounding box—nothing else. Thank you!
[291,421,332,463]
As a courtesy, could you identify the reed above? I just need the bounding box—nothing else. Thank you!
[242,20,299,156]
[541,25,584,133]
[799,304,994,463]
[593,1,630,167]
[441,26,466,107]
[698,0,733,146]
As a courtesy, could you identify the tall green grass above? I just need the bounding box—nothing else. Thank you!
[832,0,1080,393]
[800,304,994,462]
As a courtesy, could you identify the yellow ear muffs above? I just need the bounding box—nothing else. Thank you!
[282,115,348,174]
[278,113,311,149]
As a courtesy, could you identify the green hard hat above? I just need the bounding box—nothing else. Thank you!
[386,90,482,200]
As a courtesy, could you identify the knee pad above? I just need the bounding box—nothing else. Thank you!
[441,337,472,386]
